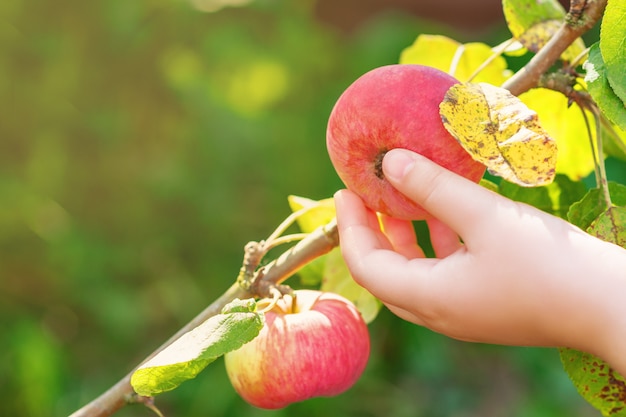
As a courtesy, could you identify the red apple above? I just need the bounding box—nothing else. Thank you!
[224,290,370,409]
[326,64,486,220]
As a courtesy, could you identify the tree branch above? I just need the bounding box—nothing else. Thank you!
[69,220,338,417]
[502,0,607,96]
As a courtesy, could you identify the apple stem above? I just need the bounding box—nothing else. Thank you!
[257,286,284,313]
[290,292,298,314]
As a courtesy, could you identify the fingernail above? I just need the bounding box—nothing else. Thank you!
[383,149,417,182]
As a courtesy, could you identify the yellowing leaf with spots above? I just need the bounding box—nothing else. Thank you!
[502,0,586,62]
[519,88,596,180]
[440,82,557,187]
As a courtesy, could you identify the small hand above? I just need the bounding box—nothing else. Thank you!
[335,149,626,373]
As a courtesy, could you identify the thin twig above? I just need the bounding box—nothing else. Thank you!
[448,44,466,77]
[592,109,613,207]
[265,205,314,245]
[579,104,602,188]
[263,233,308,251]
[467,38,516,83]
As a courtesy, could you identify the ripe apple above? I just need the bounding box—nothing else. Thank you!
[326,64,486,220]
[224,290,370,409]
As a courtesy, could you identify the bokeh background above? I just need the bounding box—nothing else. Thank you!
[1,0,608,416]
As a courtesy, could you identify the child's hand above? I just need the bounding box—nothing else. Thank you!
[334,149,626,374]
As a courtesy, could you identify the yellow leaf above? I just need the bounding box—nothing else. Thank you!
[519,88,596,180]
[502,0,585,62]
[399,34,512,85]
[440,82,557,186]
[517,20,586,62]
[287,195,335,233]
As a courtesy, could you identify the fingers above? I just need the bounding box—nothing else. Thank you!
[334,189,432,305]
[334,189,391,251]
[379,214,425,259]
[427,217,462,257]
[382,149,497,238]
[333,189,388,259]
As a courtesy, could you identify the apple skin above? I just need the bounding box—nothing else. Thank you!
[326,64,486,220]
[224,290,370,409]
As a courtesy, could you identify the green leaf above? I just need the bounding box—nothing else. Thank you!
[399,34,512,85]
[498,173,587,218]
[519,88,596,180]
[561,183,626,416]
[600,0,626,105]
[287,195,336,234]
[440,82,557,186]
[584,43,626,131]
[567,182,626,231]
[130,299,264,396]
[560,349,626,416]
[587,206,626,246]
[502,0,585,62]
[479,178,500,193]
[603,123,626,162]
[321,248,381,324]
[502,0,564,35]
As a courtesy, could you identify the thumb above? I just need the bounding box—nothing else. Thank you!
[382,148,495,236]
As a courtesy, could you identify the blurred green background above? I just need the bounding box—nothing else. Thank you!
[0,0,603,416]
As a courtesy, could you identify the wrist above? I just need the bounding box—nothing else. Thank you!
[574,241,626,375]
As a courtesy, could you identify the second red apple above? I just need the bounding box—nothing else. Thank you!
[224,290,370,409]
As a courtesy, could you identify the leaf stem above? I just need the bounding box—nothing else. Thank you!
[265,205,313,245]
[448,44,466,77]
[263,233,308,251]
[592,109,613,207]
[467,38,516,83]
[579,104,602,188]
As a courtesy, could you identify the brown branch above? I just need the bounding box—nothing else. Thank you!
[69,220,339,417]
[502,0,608,96]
